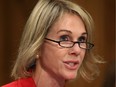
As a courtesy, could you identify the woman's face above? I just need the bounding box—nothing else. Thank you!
[40,13,87,80]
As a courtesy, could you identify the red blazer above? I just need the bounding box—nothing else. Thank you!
[2,77,36,87]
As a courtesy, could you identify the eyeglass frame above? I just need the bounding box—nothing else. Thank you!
[45,38,94,50]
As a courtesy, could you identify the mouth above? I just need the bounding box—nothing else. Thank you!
[63,60,79,70]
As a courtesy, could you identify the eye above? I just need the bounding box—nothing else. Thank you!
[78,36,87,42]
[59,35,70,41]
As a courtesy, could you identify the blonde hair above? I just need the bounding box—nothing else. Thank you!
[12,0,104,81]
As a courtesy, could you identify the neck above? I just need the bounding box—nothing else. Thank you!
[32,62,66,87]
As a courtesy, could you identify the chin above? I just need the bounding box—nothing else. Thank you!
[64,72,77,80]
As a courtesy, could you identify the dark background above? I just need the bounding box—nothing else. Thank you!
[0,0,115,87]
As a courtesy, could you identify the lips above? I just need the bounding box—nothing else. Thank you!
[63,60,79,70]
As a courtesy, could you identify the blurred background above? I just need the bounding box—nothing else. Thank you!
[0,0,115,87]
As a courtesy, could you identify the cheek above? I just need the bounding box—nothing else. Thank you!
[82,50,86,59]
[41,46,56,65]
[41,43,68,62]
[79,50,86,64]
[40,44,65,72]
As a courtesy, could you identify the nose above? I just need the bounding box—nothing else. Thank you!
[68,43,81,56]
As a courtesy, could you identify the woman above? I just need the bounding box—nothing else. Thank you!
[2,0,103,87]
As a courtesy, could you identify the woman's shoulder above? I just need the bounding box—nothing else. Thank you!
[1,81,18,87]
[1,77,36,87]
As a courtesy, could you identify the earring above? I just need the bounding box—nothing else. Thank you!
[36,55,39,59]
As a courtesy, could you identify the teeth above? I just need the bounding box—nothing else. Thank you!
[68,63,74,66]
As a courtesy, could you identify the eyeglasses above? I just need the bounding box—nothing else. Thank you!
[45,38,94,50]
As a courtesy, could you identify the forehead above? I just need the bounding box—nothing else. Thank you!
[47,13,86,36]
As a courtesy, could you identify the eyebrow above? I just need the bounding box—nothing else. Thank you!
[57,29,72,34]
[57,29,88,36]
[81,32,88,36]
